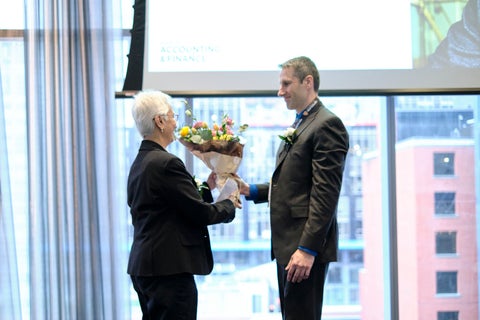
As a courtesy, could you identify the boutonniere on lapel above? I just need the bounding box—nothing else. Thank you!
[279,127,296,146]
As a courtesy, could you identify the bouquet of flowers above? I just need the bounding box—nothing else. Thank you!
[178,108,248,201]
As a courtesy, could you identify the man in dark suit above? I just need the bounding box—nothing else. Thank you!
[127,90,240,320]
[238,56,349,319]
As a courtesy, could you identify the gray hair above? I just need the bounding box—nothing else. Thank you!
[132,90,172,137]
[279,56,320,92]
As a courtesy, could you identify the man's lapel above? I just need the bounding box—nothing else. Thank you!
[274,102,322,170]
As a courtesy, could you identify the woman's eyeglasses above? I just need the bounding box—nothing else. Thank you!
[153,113,179,121]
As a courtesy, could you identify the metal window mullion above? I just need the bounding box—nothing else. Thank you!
[381,95,399,320]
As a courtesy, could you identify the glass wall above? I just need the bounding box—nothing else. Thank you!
[393,95,478,320]
[118,96,382,319]
[117,93,479,320]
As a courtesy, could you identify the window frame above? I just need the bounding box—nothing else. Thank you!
[434,192,456,216]
[433,152,455,176]
[435,231,457,255]
[436,271,458,295]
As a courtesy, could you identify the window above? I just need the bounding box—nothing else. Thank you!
[438,311,459,320]
[435,232,457,255]
[436,271,458,294]
[348,250,364,263]
[349,288,360,304]
[327,266,342,284]
[434,152,455,175]
[349,268,359,284]
[435,192,456,215]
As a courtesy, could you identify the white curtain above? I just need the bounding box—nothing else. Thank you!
[0,0,133,319]
[0,67,22,320]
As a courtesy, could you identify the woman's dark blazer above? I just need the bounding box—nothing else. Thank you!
[127,140,235,276]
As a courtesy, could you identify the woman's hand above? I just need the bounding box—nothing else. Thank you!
[207,172,217,190]
[228,191,242,209]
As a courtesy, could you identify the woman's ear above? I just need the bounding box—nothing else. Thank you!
[153,114,164,127]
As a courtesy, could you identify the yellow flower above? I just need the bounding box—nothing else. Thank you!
[219,134,233,141]
[179,126,190,137]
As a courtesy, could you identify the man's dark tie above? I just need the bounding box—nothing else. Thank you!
[292,113,302,129]
[292,100,317,129]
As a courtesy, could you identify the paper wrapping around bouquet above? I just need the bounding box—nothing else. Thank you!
[179,139,244,200]
[190,150,242,175]
[178,139,244,158]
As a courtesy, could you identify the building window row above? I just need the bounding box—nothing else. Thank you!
[433,149,459,317]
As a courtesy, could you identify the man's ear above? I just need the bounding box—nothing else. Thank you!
[304,75,314,88]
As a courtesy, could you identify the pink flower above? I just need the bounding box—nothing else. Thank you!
[223,117,234,126]
[193,121,207,129]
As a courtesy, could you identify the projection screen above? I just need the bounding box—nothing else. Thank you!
[126,0,480,96]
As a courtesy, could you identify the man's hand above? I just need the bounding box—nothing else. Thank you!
[285,249,315,283]
[230,173,250,196]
